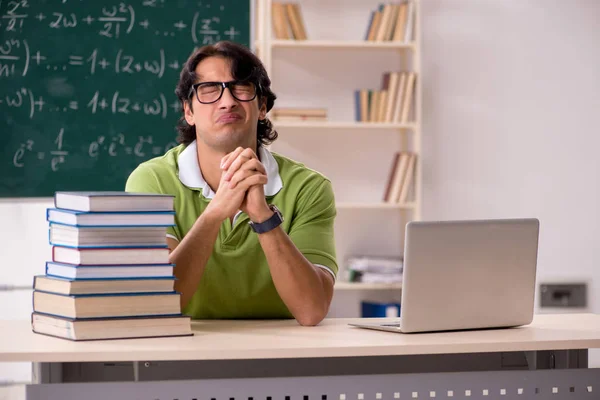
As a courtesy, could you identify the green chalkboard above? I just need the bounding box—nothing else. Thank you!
[0,0,250,197]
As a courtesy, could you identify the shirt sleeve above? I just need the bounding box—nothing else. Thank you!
[125,164,181,241]
[288,178,338,279]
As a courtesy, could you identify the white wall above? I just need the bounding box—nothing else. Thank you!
[420,0,600,311]
[1,0,599,382]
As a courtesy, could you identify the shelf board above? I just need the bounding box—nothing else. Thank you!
[336,202,416,210]
[268,40,415,50]
[335,282,402,290]
[272,121,415,130]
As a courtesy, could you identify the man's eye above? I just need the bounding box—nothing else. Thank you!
[199,85,220,94]
[234,84,253,92]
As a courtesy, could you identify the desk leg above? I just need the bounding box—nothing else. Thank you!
[31,363,62,384]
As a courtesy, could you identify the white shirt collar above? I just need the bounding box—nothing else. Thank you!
[177,140,283,199]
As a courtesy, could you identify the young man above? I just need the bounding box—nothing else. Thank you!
[125,41,337,326]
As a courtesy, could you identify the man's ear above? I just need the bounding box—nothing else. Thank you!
[258,99,267,120]
[183,101,195,126]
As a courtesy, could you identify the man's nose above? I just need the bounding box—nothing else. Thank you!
[218,86,238,109]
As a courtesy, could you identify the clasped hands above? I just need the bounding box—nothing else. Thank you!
[206,147,273,223]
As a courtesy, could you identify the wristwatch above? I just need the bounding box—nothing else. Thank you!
[248,204,284,234]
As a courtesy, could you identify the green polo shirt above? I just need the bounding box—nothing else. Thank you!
[125,141,338,319]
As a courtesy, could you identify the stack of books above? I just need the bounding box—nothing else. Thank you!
[31,191,192,341]
[354,71,416,123]
[271,2,307,40]
[271,107,327,122]
[364,1,415,42]
[383,151,417,204]
[346,256,403,284]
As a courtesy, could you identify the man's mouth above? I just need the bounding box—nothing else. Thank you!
[217,113,243,123]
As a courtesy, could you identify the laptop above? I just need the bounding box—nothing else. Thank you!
[349,218,539,333]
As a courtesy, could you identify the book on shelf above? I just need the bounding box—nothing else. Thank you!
[32,191,192,341]
[32,291,182,319]
[45,261,175,279]
[355,71,416,124]
[33,275,176,295]
[31,313,192,341]
[383,151,417,203]
[54,191,174,212]
[272,2,308,40]
[49,223,168,248]
[47,208,176,227]
[271,107,327,122]
[365,1,415,43]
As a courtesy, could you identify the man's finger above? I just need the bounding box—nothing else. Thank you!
[229,165,266,188]
[223,148,258,181]
[221,147,245,170]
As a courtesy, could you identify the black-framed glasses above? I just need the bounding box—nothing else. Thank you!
[189,81,257,104]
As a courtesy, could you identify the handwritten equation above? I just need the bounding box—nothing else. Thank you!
[0,39,181,78]
[0,1,241,44]
[0,87,178,119]
[13,128,178,171]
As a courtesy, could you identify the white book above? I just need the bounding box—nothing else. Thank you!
[49,224,168,248]
[34,274,175,295]
[45,261,174,279]
[33,291,181,319]
[52,246,170,265]
[54,191,174,212]
[404,1,415,43]
[47,208,175,227]
[32,313,192,341]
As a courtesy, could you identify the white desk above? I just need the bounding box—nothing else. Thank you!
[1,313,599,400]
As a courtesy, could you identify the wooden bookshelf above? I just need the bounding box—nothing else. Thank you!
[255,0,422,292]
[269,39,415,50]
[272,121,416,130]
[336,202,416,210]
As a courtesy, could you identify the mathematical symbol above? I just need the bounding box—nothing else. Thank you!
[99,58,110,69]
[167,60,179,70]
[35,13,46,21]
[134,63,142,71]
[33,50,46,65]
[33,97,45,111]
[139,19,149,29]
[83,16,94,24]
[69,55,83,65]
[99,98,108,110]
[224,26,239,40]
[170,101,180,112]
[132,103,141,111]
[69,101,78,110]
[173,21,186,30]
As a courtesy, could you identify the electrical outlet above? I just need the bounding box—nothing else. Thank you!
[540,283,587,308]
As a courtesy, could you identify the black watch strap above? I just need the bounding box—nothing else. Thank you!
[249,205,283,234]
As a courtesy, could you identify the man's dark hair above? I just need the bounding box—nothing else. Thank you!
[174,41,278,147]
